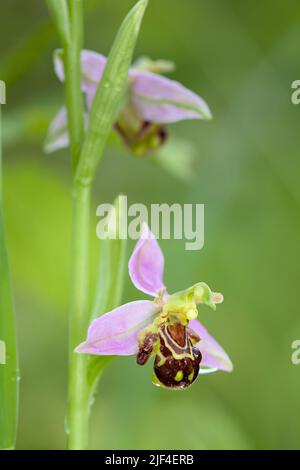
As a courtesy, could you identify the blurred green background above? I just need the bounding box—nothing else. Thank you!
[1,0,300,450]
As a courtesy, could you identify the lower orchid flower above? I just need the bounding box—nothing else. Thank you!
[45,50,212,156]
[76,224,233,389]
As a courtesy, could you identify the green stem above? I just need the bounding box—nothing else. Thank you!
[67,183,91,450]
[46,0,149,449]
[0,88,18,450]
[54,0,88,449]
[64,0,84,171]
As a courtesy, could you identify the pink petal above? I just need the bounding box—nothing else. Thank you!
[54,49,107,93]
[44,107,69,154]
[86,85,97,109]
[129,69,212,123]
[44,108,89,154]
[76,300,160,356]
[53,50,64,82]
[80,50,107,93]
[128,223,165,297]
[189,319,233,373]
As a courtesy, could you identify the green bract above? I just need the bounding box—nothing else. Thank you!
[75,0,149,185]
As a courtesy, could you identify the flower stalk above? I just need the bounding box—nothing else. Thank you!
[67,183,91,450]
[47,0,149,449]
[47,0,89,449]
[65,0,84,171]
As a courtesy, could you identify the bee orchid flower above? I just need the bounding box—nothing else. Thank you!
[45,50,212,156]
[76,224,233,389]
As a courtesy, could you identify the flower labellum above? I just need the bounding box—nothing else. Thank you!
[45,51,212,156]
[76,223,233,389]
[138,323,202,389]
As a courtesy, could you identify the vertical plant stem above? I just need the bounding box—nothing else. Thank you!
[64,0,84,171]
[0,87,18,450]
[46,0,149,449]
[67,182,91,450]
[62,0,89,450]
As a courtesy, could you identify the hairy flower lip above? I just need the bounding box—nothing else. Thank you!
[76,222,233,381]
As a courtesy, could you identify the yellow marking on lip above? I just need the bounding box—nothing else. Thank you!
[188,371,194,382]
[159,329,194,361]
[175,371,183,382]
[156,354,166,367]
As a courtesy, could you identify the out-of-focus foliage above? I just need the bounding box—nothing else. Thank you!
[1,0,300,449]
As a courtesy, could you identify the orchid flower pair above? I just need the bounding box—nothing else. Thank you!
[77,224,233,389]
[45,51,212,156]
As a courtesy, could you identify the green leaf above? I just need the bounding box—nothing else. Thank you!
[0,101,18,450]
[87,195,128,394]
[75,0,149,186]
[91,195,128,320]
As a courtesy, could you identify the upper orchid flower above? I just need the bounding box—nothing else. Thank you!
[76,224,233,390]
[45,51,212,156]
